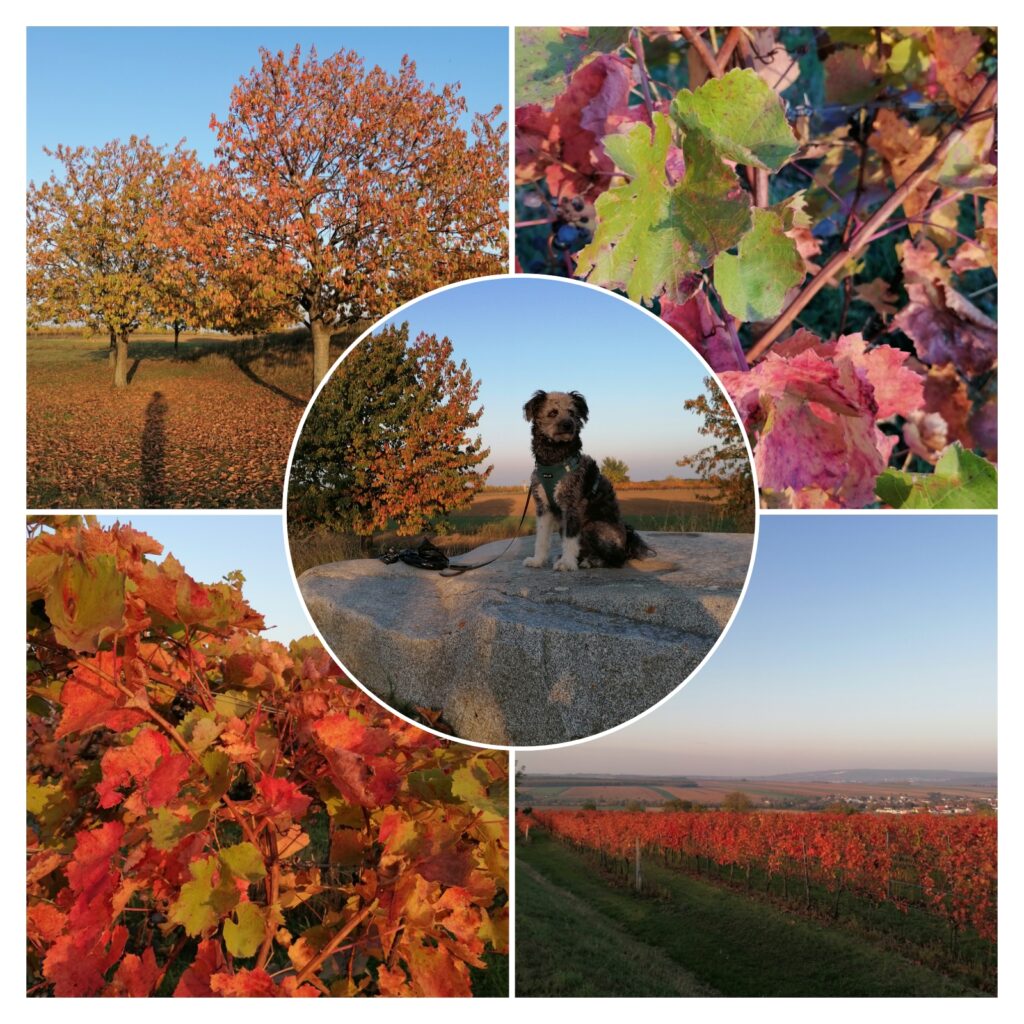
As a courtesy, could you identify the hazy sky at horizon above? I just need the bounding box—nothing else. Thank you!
[366,277,721,484]
[27,27,508,184]
[521,515,997,776]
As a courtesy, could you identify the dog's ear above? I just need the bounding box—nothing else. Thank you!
[569,391,589,422]
[523,390,547,422]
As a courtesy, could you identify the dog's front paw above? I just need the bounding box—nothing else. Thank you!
[523,556,545,568]
[553,556,579,572]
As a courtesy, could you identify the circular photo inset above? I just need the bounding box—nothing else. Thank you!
[285,276,757,747]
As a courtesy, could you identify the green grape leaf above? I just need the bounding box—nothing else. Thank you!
[45,554,125,653]
[169,855,240,936]
[27,779,72,832]
[219,841,268,882]
[223,902,266,959]
[149,805,209,851]
[407,766,454,803]
[714,208,806,321]
[671,68,799,172]
[576,115,751,304]
[875,444,997,509]
[201,750,231,799]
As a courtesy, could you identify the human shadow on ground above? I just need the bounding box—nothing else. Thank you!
[141,391,168,506]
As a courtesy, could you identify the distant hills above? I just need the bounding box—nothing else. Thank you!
[759,769,997,786]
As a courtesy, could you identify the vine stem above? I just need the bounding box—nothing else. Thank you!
[629,29,656,121]
[734,30,770,207]
[716,27,744,70]
[256,828,281,971]
[681,26,726,78]
[707,282,749,371]
[747,74,997,361]
[293,899,379,984]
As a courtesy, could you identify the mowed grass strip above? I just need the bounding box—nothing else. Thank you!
[517,833,987,997]
[516,852,718,997]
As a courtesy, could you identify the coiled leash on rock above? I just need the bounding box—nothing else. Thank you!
[378,490,533,577]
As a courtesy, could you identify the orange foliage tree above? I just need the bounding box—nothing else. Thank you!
[27,137,192,386]
[289,323,492,538]
[190,46,507,387]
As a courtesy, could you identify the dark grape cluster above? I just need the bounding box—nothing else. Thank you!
[168,690,196,723]
[552,196,595,251]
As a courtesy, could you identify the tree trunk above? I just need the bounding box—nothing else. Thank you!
[108,327,117,367]
[113,331,130,388]
[311,318,332,388]
[174,322,181,355]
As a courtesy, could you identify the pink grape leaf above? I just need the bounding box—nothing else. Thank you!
[721,345,901,507]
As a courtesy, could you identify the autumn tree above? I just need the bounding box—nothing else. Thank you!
[289,322,491,539]
[678,376,755,531]
[600,456,630,483]
[27,137,191,387]
[722,791,753,812]
[198,45,507,388]
[149,179,223,355]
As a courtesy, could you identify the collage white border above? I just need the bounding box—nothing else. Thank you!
[7,2,1019,1020]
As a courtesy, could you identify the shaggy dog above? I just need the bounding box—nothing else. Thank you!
[522,390,653,571]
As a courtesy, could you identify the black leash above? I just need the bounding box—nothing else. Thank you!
[378,490,533,577]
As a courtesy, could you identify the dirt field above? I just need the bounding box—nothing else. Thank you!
[468,484,717,521]
[559,786,669,802]
[27,332,352,508]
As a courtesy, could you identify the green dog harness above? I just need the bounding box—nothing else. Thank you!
[535,455,582,508]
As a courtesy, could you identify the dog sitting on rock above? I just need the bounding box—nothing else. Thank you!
[522,390,653,571]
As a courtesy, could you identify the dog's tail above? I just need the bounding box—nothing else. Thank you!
[625,525,654,560]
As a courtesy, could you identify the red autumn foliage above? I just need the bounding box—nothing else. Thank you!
[533,808,996,942]
[27,518,508,997]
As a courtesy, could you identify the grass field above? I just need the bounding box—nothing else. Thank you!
[27,330,358,508]
[516,832,993,997]
[289,483,737,576]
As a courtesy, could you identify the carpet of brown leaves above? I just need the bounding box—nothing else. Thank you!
[27,333,352,509]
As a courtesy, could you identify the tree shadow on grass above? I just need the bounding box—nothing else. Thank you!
[141,391,168,506]
[232,356,307,408]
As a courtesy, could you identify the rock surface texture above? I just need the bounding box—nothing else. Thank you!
[299,532,753,746]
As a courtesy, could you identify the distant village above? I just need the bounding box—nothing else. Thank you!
[796,792,999,816]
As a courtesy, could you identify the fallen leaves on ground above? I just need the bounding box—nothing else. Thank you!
[27,336,326,508]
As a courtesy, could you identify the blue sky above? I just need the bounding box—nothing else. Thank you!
[27,26,508,184]
[97,513,311,646]
[368,277,722,484]
[522,515,997,775]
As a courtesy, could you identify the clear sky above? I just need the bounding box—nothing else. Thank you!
[97,513,311,646]
[521,515,997,776]
[368,277,721,484]
[27,26,508,184]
